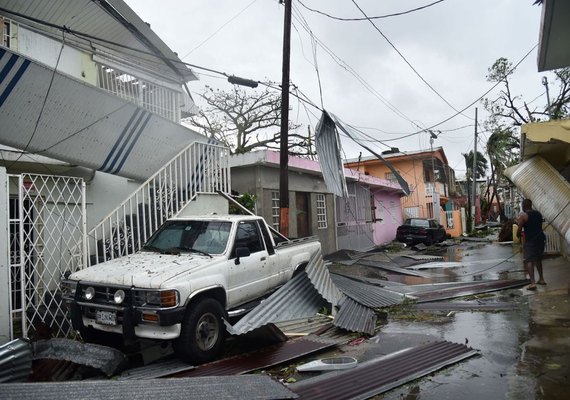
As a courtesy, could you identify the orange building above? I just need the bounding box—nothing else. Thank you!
[345,147,464,237]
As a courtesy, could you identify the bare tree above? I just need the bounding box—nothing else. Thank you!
[482,57,570,126]
[186,86,314,156]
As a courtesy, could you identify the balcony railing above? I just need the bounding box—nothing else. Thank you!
[425,182,447,197]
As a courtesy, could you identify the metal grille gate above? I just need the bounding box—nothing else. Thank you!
[8,174,85,340]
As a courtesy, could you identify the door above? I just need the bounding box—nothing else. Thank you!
[228,221,269,305]
[296,192,310,238]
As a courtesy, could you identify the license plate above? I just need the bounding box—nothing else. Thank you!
[96,310,117,326]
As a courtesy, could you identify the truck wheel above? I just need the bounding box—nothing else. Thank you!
[174,297,226,364]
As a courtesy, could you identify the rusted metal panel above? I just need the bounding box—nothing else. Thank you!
[333,296,377,335]
[505,156,570,243]
[290,341,478,400]
[0,338,32,383]
[0,375,297,400]
[0,48,208,180]
[170,336,340,378]
[226,272,327,336]
[330,273,406,308]
[305,250,343,306]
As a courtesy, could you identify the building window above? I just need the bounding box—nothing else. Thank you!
[385,172,399,183]
[316,193,327,229]
[271,191,280,230]
[2,18,16,49]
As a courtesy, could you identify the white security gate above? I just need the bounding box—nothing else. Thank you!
[8,174,85,339]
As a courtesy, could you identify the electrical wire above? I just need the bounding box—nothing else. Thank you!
[180,0,258,59]
[350,0,472,121]
[298,0,445,21]
[6,30,66,170]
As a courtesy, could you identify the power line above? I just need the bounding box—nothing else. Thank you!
[298,0,445,21]
[180,0,258,59]
[350,0,471,121]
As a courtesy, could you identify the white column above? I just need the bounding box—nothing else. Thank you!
[0,167,10,343]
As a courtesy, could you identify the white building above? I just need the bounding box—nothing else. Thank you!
[0,0,228,343]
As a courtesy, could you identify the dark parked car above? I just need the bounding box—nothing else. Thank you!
[396,218,446,245]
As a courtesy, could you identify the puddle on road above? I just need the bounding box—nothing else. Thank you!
[380,304,537,400]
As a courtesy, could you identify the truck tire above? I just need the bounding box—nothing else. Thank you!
[174,297,226,364]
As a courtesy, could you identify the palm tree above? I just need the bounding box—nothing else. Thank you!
[484,127,519,221]
[463,151,488,231]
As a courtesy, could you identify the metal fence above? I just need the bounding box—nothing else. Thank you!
[8,174,86,339]
[87,141,230,266]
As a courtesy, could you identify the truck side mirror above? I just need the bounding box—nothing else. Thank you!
[235,246,251,265]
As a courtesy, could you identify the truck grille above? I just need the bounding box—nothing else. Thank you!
[77,283,132,306]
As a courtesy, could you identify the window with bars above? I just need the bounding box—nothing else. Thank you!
[316,193,327,229]
[271,191,280,230]
[2,18,13,48]
[97,64,179,122]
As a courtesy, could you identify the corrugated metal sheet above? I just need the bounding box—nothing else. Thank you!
[226,272,327,336]
[0,375,297,400]
[403,254,445,261]
[505,156,570,243]
[333,296,377,335]
[33,339,127,377]
[305,250,343,306]
[118,359,195,380]
[0,48,209,180]
[0,0,195,81]
[412,301,517,311]
[357,260,434,278]
[171,336,339,378]
[274,315,334,337]
[290,341,478,400]
[330,273,407,308]
[410,279,530,303]
[0,338,32,383]
[315,111,348,197]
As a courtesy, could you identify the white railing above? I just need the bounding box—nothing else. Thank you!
[87,141,229,265]
[446,210,454,229]
[425,182,447,197]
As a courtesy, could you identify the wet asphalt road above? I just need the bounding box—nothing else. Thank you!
[356,241,569,400]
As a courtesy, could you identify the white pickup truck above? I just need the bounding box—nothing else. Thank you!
[62,215,320,364]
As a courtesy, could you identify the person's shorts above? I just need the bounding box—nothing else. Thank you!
[524,240,545,262]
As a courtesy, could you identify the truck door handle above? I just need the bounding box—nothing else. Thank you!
[260,257,266,261]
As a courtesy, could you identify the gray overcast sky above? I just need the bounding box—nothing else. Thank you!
[126,0,548,178]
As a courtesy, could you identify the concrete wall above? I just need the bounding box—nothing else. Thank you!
[232,166,337,255]
[371,189,403,244]
[84,172,142,230]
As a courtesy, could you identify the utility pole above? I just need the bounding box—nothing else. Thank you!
[429,130,438,221]
[279,0,292,237]
[471,107,478,231]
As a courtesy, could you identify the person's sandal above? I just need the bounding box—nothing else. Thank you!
[537,280,547,285]
[526,284,537,290]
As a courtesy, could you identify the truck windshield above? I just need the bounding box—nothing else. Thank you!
[143,220,231,255]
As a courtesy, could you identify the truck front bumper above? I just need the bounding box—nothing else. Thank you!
[70,302,185,340]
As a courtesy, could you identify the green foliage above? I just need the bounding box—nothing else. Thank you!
[229,192,257,214]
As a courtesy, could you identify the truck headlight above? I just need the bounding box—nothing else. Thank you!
[114,289,126,304]
[84,286,95,300]
[135,289,179,308]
